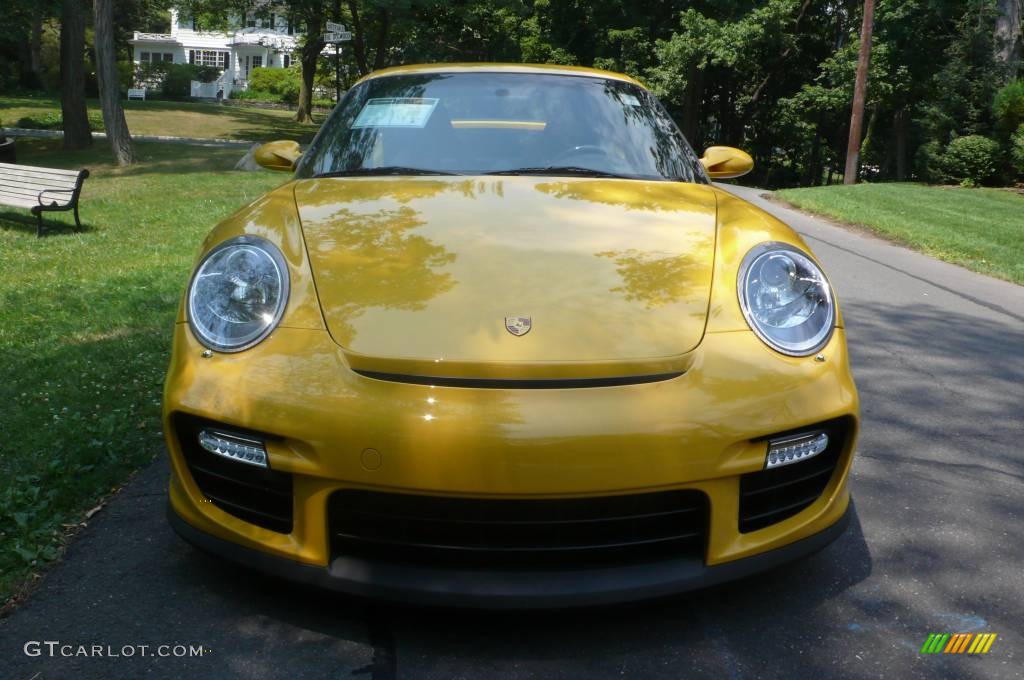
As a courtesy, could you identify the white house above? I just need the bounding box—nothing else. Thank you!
[130,8,300,99]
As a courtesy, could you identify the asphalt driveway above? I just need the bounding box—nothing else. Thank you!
[2,184,1022,680]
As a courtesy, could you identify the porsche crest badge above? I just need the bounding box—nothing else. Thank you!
[505,316,532,337]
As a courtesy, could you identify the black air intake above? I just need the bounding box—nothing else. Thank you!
[739,418,851,533]
[174,415,293,534]
[328,489,709,568]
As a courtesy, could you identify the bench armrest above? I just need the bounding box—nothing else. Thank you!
[37,187,76,206]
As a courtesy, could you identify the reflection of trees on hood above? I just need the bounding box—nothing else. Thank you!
[596,249,704,309]
[300,178,489,206]
[534,180,703,212]
[307,203,457,346]
[302,178,452,205]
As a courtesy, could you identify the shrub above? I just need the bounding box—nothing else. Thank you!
[940,135,1001,187]
[136,62,220,100]
[232,89,280,102]
[993,80,1024,135]
[15,111,104,132]
[247,66,301,105]
[1011,124,1024,180]
[914,140,947,184]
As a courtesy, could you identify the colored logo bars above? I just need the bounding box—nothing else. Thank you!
[921,633,997,655]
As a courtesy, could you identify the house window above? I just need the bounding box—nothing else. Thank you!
[251,55,263,69]
[270,13,276,30]
[283,54,290,68]
[246,13,258,28]
[140,52,174,64]
[191,50,229,68]
[287,17,295,35]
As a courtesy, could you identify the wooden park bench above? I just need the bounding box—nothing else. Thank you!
[0,162,90,237]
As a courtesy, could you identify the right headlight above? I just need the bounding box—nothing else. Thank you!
[738,242,835,356]
[187,235,290,352]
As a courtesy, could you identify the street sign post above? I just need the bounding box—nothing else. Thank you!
[321,24,351,104]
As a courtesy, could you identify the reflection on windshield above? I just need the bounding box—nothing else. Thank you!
[296,72,707,183]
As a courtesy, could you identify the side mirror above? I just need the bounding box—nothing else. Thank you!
[700,146,754,179]
[255,140,302,172]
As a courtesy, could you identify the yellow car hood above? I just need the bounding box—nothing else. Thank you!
[293,176,717,379]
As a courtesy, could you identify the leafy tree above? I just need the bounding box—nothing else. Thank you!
[918,0,1002,143]
[993,79,1024,133]
[1010,124,1024,176]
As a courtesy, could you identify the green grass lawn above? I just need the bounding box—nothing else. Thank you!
[0,138,287,606]
[1,94,320,143]
[776,183,1024,285]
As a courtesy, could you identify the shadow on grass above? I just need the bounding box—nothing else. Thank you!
[5,138,269,178]
[2,96,320,143]
[118,99,321,143]
[0,96,59,112]
[0,213,91,236]
[0,211,96,236]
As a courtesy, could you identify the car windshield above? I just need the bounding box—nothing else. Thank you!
[295,71,708,183]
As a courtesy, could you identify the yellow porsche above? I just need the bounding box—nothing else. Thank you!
[164,63,858,607]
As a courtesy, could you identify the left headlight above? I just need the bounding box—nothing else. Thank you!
[738,242,835,356]
[187,235,290,352]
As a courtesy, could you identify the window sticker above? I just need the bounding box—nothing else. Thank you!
[352,97,440,128]
[620,94,642,107]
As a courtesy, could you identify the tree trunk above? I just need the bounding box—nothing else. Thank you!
[18,40,36,89]
[61,0,93,150]
[347,0,370,75]
[30,9,44,83]
[93,0,135,165]
[680,67,703,147]
[994,0,1022,81]
[295,13,325,124]
[807,129,823,186]
[371,9,391,70]
[893,108,908,181]
[844,0,875,184]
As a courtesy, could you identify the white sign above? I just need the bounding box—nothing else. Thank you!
[352,98,439,128]
[325,21,346,33]
[322,31,352,43]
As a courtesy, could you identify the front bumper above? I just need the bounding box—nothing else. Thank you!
[169,499,851,608]
[164,324,859,606]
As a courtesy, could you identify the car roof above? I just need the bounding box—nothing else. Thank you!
[353,63,645,88]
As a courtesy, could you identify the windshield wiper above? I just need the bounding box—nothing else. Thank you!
[484,166,633,179]
[314,166,462,177]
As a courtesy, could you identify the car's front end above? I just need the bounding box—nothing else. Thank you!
[164,64,858,607]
